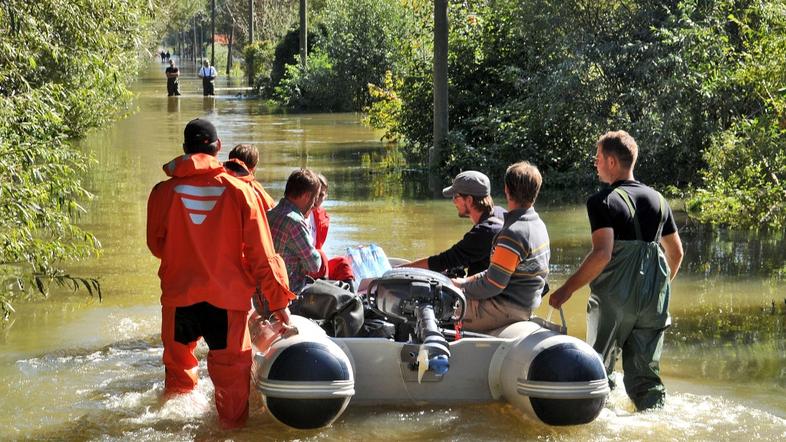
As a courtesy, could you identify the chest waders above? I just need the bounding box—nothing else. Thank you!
[167,77,180,96]
[201,68,216,96]
[587,187,671,411]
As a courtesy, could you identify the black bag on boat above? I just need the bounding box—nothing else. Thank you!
[293,279,364,337]
[357,318,396,339]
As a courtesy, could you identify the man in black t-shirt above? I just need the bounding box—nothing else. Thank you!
[165,59,180,96]
[403,171,505,278]
[549,130,684,411]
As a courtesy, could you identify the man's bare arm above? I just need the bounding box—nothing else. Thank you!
[548,228,614,308]
[660,231,684,281]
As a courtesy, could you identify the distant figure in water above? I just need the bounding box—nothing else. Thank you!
[549,130,684,411]
[198,60,217,96]
[165,59,180,96]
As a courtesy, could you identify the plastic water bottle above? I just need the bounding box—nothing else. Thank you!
[370,244,392,274]
[360,245,381,276]
[347,246,366,282]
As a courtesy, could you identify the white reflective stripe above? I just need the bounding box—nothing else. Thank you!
[180,197,217,211]
[174,185,225,197]
[257,379,355,399]
[516,379,610,399]
[189,213,207,225]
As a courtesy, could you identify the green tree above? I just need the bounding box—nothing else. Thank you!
[380,0,785,208]
[679,1,786,229]
[0,0,158,317]
[273,0,424,111]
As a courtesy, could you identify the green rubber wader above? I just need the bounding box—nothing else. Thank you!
[587,188,671,411]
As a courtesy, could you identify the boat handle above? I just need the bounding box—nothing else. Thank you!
[545,306,567,329]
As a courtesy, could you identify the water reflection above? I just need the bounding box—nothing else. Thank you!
[166,96,179,113]
[669,306,785,387]
[202,96,216,114]
[679,224,786,277]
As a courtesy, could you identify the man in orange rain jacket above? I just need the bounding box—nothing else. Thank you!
[147,118,295,429]
[223,143,276,212]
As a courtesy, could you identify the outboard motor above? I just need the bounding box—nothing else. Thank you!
[414,305,450,378]
[367,268,465,380]
[252,316,355,429]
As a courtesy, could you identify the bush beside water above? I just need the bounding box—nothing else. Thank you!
[263,0,786,230]
[0,0,158,317]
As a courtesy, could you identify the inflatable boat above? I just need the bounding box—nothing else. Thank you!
[251,268,609,429]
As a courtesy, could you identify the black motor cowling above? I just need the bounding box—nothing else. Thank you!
[368,268,465,325]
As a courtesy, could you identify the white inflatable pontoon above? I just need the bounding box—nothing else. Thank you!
[251,268,609,429]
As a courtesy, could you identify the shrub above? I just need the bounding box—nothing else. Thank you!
[273,51,350,111]
[0,0,154,317]
[244,40,276,92]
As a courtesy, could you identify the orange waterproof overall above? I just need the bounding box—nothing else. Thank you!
[147,153,294,428]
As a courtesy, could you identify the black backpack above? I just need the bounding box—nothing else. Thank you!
[292,279,365,337]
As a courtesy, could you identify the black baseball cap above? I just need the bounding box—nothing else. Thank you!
[183,118,218,147]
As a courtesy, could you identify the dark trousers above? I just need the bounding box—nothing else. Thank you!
[202,77,215,96]
[167,78,180,96]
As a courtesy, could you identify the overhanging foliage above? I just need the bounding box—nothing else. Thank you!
[0,0,158,318]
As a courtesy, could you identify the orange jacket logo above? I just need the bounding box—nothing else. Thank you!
[174,184,226,225]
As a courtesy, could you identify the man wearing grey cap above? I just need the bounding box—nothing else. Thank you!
[402,170,506,277]
[452,161,550,332]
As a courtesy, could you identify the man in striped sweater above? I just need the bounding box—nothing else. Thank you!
[452,161,550,332]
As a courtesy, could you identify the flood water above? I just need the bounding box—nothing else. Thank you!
[0,61,784,441]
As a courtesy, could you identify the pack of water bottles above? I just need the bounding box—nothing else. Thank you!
[346,243,392,290]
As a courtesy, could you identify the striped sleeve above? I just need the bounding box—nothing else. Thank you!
[462,235,522,300]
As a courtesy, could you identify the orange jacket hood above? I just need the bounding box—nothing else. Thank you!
[223,158,276,212]
[163,153,224,178]
[222,158,253,181]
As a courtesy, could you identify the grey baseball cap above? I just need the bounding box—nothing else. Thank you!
[442,170,491,198]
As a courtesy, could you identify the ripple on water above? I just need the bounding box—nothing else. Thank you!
[586,375,786,441]
[8,338,786,441]
[122,384,214,426]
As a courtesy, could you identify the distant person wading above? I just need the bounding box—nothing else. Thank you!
[198,60,217,96]
[165,59,180,96]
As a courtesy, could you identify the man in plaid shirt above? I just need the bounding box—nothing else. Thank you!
[267,169,323,293]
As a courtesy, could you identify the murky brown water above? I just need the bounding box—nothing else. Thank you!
[0,61,784,441]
